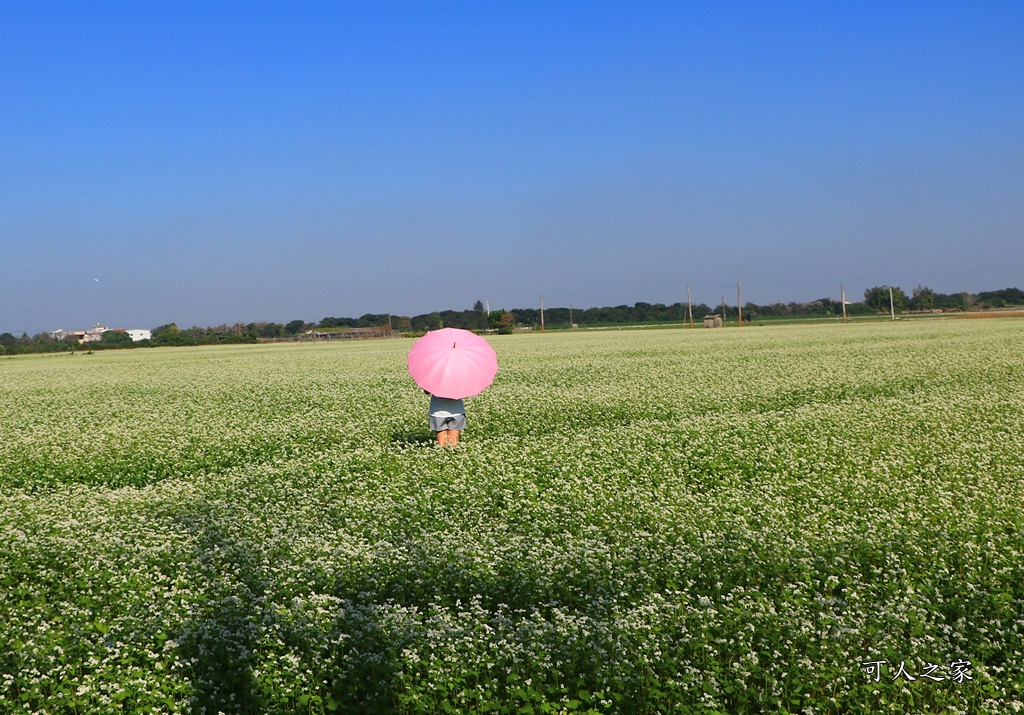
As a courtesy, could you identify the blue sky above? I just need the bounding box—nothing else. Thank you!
[2,1,1022,333]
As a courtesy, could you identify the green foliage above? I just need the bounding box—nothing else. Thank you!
[152,323,189,346]
[488,309,516,334]
[911,285,936,311]
[2,323,1024,713]
[319,316,357,329]
[10,286,1024,358]
[99,329,134,347]
[248,321,285,338]
[863,285,908,312]
[412,311,443,332]
[977,287,1024,307]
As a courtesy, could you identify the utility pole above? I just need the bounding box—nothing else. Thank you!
[569,300,574,327]
[540,292,545,332]
[737,279,742,327]
[687,284,694,328]
[841,284,847,323]
[889,287,896,320]
[721,294,727,325]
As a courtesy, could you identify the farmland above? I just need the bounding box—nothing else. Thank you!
[2,320,1023,714]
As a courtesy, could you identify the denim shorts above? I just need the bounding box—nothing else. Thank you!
[430,413,467,432]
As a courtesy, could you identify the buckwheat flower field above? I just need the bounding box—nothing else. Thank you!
[2,319,1023,714]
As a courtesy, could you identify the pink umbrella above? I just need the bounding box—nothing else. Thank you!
[407,328,498,399]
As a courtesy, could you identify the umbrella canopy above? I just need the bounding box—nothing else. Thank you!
[407,328,498,399]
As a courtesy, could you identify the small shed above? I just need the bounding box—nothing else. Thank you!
[704,315,723,328]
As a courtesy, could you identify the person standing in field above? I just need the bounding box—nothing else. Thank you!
[426,391,466,447]
[408,327,494,447]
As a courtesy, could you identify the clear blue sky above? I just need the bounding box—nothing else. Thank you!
[3,1,1022,333]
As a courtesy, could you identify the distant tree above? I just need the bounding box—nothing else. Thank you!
[513,308,539,326]
[812,298,842,315]
[545,307,570,326]
[664,302,686,321]
[473,300,485,314]
[497,311,515,334]
[222,331,258,344]
[321,316,356,329]
[356,313,390,328]
[911,285,936,311]
[100,330,134,347]
[891,288,908,312]
[692,303,712,319]
[248,322,285,338]
[846,300,874,316]
[412,312,442,331]
[0,332,17,348]
[152,323,176,340]
[864,286,907,312]
[26,332,68,353]
[892,288,908,312]
[488,309,515,334]
[152,323,193,346]
[441,309,486,331]
[977,287,1024,307]
[863,287,887,311]
[285,320,307,335]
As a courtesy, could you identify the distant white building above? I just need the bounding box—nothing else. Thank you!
[82,324,109,342]
[49,324,152,343]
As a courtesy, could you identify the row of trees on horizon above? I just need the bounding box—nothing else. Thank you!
[3,286,1023,354]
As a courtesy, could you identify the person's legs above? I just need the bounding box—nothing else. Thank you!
[434,429,461,447]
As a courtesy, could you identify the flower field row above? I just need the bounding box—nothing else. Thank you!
[2,320,1023,713]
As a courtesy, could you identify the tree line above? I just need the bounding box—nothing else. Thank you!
[3,286,1022,355]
